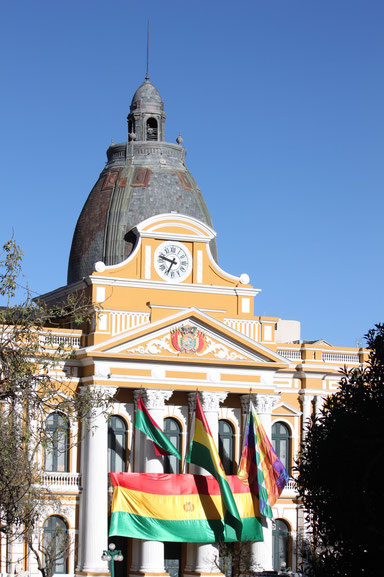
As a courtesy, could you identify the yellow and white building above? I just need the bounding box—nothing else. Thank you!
[0,78,367,577]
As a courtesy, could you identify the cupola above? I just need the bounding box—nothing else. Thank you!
[127,80,166,142]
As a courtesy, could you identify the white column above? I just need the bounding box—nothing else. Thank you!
[314,394,325,417]
[184,392,227,577]
[129,389,173,577]
[299,393,314,438]
[78,385,117,576]
[242,393,280,573]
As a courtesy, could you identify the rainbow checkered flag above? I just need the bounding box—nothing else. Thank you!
[237,401,289,519]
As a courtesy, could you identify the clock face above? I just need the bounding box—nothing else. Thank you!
[154,241,192,282]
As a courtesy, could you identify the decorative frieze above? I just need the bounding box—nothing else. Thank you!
[129,325,247,361]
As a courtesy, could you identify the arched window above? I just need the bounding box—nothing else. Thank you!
[218,420,234,475]
[45,413,69,473]
[42,515,69,574]
[272,519,290,572]
[164,418,181,474]
[146,117,158,141]
[108,416,128,473]
[272,422,290,472]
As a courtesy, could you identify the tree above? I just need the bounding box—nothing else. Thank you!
[296,324,384,576]
[0,238,110,577]
[215,542,261,577]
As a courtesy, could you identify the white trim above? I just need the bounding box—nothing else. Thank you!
[149,304,226,313]
[88,275,261,296]
[135,212,216,239]
[197,249,203,284]
[144,245,151,280]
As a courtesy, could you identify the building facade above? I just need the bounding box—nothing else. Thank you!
[0,78,368,577]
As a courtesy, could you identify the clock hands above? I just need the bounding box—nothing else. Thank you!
[159,254,177,273]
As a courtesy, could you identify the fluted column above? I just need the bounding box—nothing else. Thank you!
[129,389,173,577]
[78,385,117,576]
[241,393,280,573]
[183,392,227,577]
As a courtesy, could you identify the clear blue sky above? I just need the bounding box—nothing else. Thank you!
[1,0,383,347]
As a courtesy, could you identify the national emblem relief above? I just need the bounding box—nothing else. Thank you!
[171,325,205,354]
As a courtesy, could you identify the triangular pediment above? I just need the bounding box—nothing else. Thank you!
[273,401,302,417]
[85,308,290,367]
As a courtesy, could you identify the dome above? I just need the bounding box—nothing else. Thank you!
[67,80,217,285]
[130,80,163,112]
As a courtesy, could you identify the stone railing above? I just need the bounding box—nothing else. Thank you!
[40,472,82,489]
[322,352,360,364]
[277,347,362,365]
[41,333,82,348]
[277,349,302,361]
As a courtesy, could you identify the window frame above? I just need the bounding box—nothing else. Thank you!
[108,415,128,473]
[218,419,235,475]
[272,421,291,473]
[42,515,69,575]
[44,412,70,473]
[163,417,182,474]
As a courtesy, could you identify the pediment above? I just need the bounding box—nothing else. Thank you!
[274,401,302,417]
[86,308,289,367]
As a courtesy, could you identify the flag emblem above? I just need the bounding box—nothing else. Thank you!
[171,325,205,354]
[183,502,194,512]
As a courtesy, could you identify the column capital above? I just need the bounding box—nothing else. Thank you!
[134,389,173,410]
[188,391,227,413]
[241,393,280,415]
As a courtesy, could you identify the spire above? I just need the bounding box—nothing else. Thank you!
[145,20,150,81]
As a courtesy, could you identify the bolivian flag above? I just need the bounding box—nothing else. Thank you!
[186,395,242,539]
[109,473,263,543]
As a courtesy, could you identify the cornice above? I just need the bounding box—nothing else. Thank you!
[88,275,261,296]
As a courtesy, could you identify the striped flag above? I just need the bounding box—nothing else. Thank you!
[237,402,289,519]
[186,395,242,538]
[135,394,181,459]
[109,473,263,543]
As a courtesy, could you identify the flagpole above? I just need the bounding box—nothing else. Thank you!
[237,390,252,475]
[183,391,197,472]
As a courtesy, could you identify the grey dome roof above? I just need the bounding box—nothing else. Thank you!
[131,80,163,110]
[67,80,217,285]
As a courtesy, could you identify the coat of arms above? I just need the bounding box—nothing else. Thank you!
[171,325,205,354]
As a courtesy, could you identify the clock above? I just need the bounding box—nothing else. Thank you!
[154,241,192,282]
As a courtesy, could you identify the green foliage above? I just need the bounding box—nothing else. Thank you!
[296,324,384,576]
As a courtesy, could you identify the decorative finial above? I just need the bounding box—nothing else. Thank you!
[111,138,114,145]
[176,132,183,145]
[129,132,137,142]
[145,20,150,81]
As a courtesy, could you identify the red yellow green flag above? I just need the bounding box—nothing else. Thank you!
[135,394,181,459]
[186,395,242,539]
[109,473,263,543]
